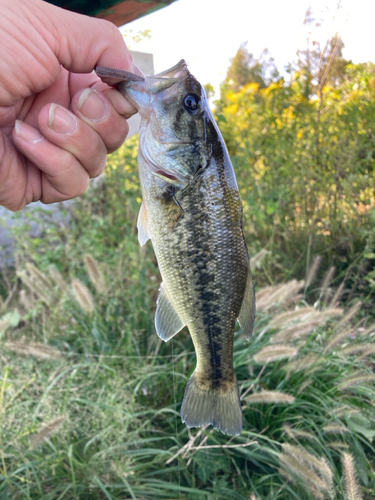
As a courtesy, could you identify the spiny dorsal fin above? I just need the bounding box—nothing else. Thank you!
[137,201,150,247]
[238,268,256,340]
[155,283,185,341]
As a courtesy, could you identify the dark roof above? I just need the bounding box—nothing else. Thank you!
[47,0,176,26]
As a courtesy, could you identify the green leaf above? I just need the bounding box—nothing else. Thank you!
[1,311,20,328]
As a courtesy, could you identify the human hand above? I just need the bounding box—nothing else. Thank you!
[0,0,139,211]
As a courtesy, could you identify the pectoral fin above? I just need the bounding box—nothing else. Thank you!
[238,269,256,340]
[137,201,150,247]
[155,283,185,341]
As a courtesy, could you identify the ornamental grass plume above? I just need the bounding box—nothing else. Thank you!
[5,342,62,360]
[334,302,362,332]
[249,248,270,269]
[329,281,345,308]
[270,309,343,344]
[331,406,360,419]
[325,308,364,353]
[279,454,327,500]
[283,423,316,441]
[270,322,317,343]
[328,441,350,450]
[319,308,344,318]
[278,467,298,487]
[361,323,375,337]
[253,345,298,363]
[268,307,315,329]
[25,263,53,292]
[319,265,336,305]
[264,279,304,308]
[305,255,322,290]
[338,373,375,391]
[341,343,375,358]
[282,444,333,483]
[255,280,304,312]
[284,354,320,377]
[31,417,66,448]
[324,327,355,353]
[48,265,69,293]
[18,270,51,305]
[72,279,95,313]
[246,391,295,404]
[281,443,333,496]
[84,254,106,293]
[297,378,314,394]
[255,284,283,312]
[341,452,363,500]
[323,424,349,434]
[19,289,32,310]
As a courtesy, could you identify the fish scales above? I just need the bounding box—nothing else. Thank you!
[96,60,255,435]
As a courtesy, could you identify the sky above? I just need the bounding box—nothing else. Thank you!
[121,0,375,98]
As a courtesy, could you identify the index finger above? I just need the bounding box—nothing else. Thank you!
[39,1,135,73]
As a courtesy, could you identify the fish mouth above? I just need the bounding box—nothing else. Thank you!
[158,139,191,145]
[155,170,179,181]
[151,60,188,79]
[95,60,189,89]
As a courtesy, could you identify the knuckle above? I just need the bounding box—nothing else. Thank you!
[86,140,107,178]
[105,118,129,152]
[90,157,107,179]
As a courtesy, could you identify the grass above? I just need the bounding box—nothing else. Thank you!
[0,139,374,499]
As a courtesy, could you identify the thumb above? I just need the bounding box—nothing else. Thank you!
[37,0,135,73]
[0,0,136,105]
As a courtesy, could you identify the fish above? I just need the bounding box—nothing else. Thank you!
[96,61,255,435]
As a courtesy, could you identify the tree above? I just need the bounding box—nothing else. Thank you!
[224,42,267,91]
[295,8,351,96]
[203,83,215,101]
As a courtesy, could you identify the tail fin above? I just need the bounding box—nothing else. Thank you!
[180,373,243,435]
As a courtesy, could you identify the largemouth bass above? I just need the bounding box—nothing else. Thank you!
[97,61,255,435]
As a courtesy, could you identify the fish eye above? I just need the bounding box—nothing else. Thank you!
[184,93,200,114]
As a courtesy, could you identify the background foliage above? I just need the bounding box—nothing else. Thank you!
[215,33,375,310]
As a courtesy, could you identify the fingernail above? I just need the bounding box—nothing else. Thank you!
[78,88,108,121]
[15,120,44,143]
[49,104,77,134]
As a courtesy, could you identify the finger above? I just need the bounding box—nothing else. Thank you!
[36,103,108,178]
[0,130,28,211]
[40,0,136,74]
[69,72,138,118]
[70,87,132,151]
[1,0,137,106]
[103,87,138,119]
[12,121,91,205]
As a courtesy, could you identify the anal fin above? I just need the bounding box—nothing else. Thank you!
[155,283,185,341]
[238,268,256,340]
[137,201,150,247]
